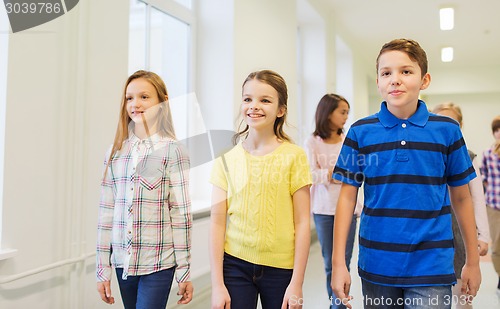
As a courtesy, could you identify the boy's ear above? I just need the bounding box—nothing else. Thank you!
[420,73,431,90]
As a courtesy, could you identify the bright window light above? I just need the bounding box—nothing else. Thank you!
[441,47,454,62]
[440,8,454,30]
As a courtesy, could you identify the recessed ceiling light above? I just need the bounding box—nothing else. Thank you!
[441,47,454,62]
[440,7,454,30]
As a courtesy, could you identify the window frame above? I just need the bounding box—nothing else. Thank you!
[135,0,196,92]
[129,0,212,215]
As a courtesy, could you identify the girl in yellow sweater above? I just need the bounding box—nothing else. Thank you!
[209,70,312,309]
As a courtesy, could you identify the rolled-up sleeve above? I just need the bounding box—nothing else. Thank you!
[96,148,114,282]
[168,143,192,283]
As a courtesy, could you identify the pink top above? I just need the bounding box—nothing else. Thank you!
[304,134,362,216]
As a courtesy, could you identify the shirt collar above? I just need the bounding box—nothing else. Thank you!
[129,131,162,149]
[378,100,429,128]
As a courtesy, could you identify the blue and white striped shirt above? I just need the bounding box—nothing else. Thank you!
[333,101,475,287]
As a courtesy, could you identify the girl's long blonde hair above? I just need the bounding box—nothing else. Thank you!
[104,70,176,179]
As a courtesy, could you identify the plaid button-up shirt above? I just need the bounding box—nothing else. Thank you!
[96,133,191,282]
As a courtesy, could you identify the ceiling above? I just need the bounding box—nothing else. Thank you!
[321,0,500,74]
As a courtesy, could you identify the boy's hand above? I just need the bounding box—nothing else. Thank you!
[97,281,115,304]
[331,265,353,309]
[177,281,194,304]
[460,263,481,302]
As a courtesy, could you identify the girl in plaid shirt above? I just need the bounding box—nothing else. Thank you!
[481,115,500,295]
[96,70,193,308]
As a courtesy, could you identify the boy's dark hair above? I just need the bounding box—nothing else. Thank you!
[492,115,500,133]
[313,93,349,139]
[376,38,428,77]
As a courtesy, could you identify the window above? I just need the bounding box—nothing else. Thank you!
[129,0,194,136]
[129,0,210,213]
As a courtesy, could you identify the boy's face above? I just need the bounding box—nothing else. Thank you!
[376,50,431,119]
[494,128,500,141]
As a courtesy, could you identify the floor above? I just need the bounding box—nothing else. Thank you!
[181,240,500,308]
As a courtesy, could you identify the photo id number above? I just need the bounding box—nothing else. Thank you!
[5,2,62,14]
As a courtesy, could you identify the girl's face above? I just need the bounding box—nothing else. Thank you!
[241,79,284,131]
[125,78,165,124]
[329,101,349,131]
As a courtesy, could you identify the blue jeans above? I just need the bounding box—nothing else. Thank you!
[116,267,175,309]
[223,253,293,309]
[361,279,452,309]
[314,213,357,309]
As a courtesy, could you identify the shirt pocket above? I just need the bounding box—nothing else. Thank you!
[138,166,164,190]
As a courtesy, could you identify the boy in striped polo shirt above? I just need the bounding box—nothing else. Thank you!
[330,39,481,309]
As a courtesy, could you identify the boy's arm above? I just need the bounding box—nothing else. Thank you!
[449,184,481,297]
[331,183,358,309]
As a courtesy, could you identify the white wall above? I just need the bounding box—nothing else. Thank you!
[196,0,234,131]
[0,1,128,308]
[427,66,500,95]
[233,0,299,140]
[191,0,234,205]
[297,0,326,143]
[426,92,500,163]
[426,68,500,164]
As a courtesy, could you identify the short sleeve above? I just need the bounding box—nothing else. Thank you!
[96,145,115,282]
[332,128,364,187]
[445,127,476,187]
[289,149,312,195]
[167,142,192,283]
[209,156,228,191]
